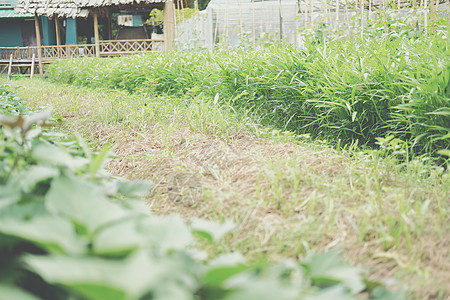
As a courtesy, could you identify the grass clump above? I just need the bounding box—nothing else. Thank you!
[45,25,449,157]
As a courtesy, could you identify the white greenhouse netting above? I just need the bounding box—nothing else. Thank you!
[174,0,449,49]
[176,0,301,49]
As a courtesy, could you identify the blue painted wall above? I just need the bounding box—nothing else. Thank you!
[41,17,56,46]
[132,15,143,27]
[66,18,77,44]
[0,19,23,46]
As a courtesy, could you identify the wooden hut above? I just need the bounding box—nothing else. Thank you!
[0,0,36,48]
[12,0,175,72]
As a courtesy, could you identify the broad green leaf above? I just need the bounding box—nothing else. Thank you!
[93,219,144,256]
[0,183,21,210]
[139,215,193,251]
[0,284,42,300]
[60,284,126,300]
[304,286,357,300]
[32,142,89,170]
[204,266,249,286]
[45,174,130,233]
[204,253,248,285]
[24,254,128,300]
[117,180,154,198]
[0,199,47,219]
[24,250,175,300]
[370,287,407,300]
[301,249,365,294]
[25,128,41,140]
[224,277,298,300]
[265,259,305,284]
[12,166,58,192]
[153,282,194,300]
[191,218,236,243]
[0,216,84,254]
[100,181,119,196]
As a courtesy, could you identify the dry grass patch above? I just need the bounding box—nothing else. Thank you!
[76,121,450,300]
[5,77,449,300]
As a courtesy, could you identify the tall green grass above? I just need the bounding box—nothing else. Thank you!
[46,25,449,155]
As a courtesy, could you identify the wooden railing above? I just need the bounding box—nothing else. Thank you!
[100,39,165,56]
[0,47,37,60]
[0,39,164,62]
[41,44,96,59]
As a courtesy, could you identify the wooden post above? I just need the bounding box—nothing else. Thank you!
[164,0,175,51]
[55,17,61,46]
[34,14,43,76]
[30,53,35,78]
[55,17,61,58]
[7,54,13,79]
[93,11,100,57]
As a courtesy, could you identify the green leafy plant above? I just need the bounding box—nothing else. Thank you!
[0,87,408,299]
[45,21,449,159]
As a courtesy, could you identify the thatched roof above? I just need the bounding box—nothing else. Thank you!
[15,0,168,18]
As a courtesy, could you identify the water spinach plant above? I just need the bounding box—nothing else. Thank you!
[45,22,449,158]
